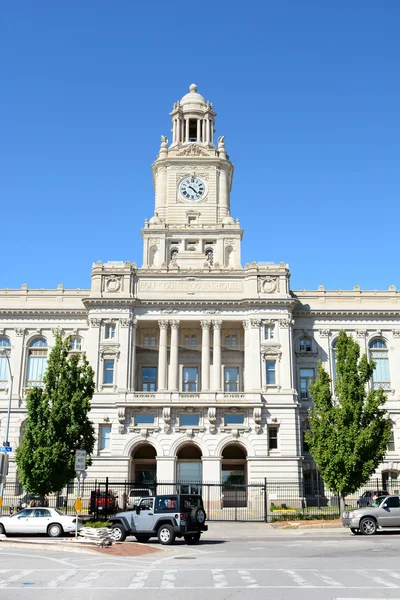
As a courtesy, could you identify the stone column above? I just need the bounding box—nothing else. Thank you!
[158,320,168,391]
[130,320,137,390]
[185,118,189,142]
[117,318,131,391]
[169,320,180,391]
[197,119,201,141]
[243,319,261,391]
[213,320,222,391]
[201,320,211,391]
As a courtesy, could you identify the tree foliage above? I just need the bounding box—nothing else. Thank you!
[16,335,95,498]
[306,330,391,499]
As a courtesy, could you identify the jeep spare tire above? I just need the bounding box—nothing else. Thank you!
[190,506,206,525]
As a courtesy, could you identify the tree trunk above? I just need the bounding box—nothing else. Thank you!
[339,494,346,516]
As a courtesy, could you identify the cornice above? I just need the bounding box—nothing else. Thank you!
[0,308,87,318]
[295,309,400,318]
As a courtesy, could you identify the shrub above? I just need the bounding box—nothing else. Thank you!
[84,521,112,528]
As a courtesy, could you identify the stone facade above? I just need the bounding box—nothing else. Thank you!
[1,85,399,495]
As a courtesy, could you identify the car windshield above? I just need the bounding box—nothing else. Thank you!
[371,496,387,507]
[54,509,64,516]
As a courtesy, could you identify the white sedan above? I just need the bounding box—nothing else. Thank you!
[0,507,82,537]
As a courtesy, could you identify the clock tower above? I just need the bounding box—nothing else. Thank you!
[142,84,242,269]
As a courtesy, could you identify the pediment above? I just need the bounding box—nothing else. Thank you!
[177,144,209,157]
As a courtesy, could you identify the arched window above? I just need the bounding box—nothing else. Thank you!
[70,336,82,352]
[26,338,48,388]
[299,338,312,352]
[369,339,390,390]
[205,248,213,265]
[170,248,178,262]
[0,337,11,389]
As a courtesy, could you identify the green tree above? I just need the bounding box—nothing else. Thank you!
[16,335,95,503]
[306,330,391,513]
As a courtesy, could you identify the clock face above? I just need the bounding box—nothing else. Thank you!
[179,176,205,201]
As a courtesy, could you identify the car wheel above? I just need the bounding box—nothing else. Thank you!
[359,517,377,535]
[111,523,126,542]
[184,532,201,545]
[158,524,175,545]
[47,523,63,538]
[0,523,6,536]
[135,535,150,543]
[350,528,361,535]
[190,506,206,526]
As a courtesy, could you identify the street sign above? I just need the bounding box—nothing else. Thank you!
[77,470,87,480]
[0,447,12,453]
[75,450,86,472]
[74,497,82,512]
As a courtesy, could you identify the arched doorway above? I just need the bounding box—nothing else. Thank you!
[176,444,202,494]
[131,444,157,485]
[221,444,247,507]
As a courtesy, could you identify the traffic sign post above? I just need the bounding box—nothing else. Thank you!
[74,451,86,538]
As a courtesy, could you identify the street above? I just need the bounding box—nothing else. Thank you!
[2,527,400,599]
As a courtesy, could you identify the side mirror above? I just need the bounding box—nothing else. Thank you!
[383,503,388,508]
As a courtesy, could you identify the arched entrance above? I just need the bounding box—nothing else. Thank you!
[176,444,202,494]
[221,444,247,507]
[131,444,157,485]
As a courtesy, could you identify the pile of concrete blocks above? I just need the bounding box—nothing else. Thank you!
[78,527,113,547]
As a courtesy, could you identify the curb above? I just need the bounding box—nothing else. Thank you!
[271,521,343,530]
[0,539,100,555]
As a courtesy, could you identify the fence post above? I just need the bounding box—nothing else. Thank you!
[264,478,268,523]
[105,476,109,518]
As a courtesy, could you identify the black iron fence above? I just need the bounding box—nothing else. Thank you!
[2,476,399,522]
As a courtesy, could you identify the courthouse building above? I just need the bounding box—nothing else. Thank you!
[1,84,400,496]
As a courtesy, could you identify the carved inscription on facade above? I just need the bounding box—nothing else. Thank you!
[139,280,243,293]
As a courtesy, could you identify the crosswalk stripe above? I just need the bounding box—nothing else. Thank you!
[74,570,103,588]
[356,570,399,588]
[285,569,314,587]
[313,572,344,587]
[46,570,78,588]
[128,570,151,589]
[0,570,34,587]
[211,569,228,588]
[238,570,259,588]
[160,569,177,589]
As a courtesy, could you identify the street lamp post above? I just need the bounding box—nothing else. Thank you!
[0,349,13,517]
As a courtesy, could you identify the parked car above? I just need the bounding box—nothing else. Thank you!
[110,493,208,545]
[88,489,118,515]
[127,488,152,510]
[357,490,388,507]
[342,494,400,535]
[0,507,82,537]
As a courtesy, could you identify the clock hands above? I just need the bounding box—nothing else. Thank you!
[188,186,197,194]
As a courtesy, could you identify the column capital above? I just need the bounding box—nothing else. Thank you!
[250,319,262,329]
[158,320,169,330]
[212,320,222,330]
[170,320,180,330]
[201,320,211,330]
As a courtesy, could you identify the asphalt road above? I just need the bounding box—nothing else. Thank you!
[2,528,400,599]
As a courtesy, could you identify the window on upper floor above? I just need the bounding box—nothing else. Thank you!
[369,339,391,390]
[141,367,157,392]
[99,425,111,451]
[266,360,276,385]
[179,413,200,427]
[26,338,48,388]
[268,426,278,450]
[300,368,314,400]
[264,325,275,340]
[388,423,395,452]
[0,337,11,388]
[184,334,197,347]
[103,359,115,385]
[144,335,156,347]
[299,338,312,352]
[332,338,338,380]
[183,367,198,392]
[224,367,239,392]
[225,334,237,347]
[224,413,244,426]
[135,413,155,425]
[105,323,116,340]
[69,336,82,352]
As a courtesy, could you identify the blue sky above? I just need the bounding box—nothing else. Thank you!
[2,1,399,291]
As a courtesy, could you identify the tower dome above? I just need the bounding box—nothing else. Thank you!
[179,83,207,111]
[170,84,216,147]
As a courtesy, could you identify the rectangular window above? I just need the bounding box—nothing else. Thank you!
[99,425,111,451]
[224,413,244,426]
[388,428,395,452]
[300,368,314,399]
[144,335,156,346]
[300,338,312,352]
[265,325,275,340]
[26,352,47,387]
[266,360,276,385]
[105,324,116,339]
[225,334,237,347]
[103,359,115,385]
[141,367,157,391]
[183,367,198,392]
[179,414,200,427]
[184,335,197,347]
[224,367,239,392]
[268,426,278,450]
[70,337,82,351]
[135,413,155,425]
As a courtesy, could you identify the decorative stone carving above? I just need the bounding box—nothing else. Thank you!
[242,320,249,330]
[258,276,279,294]
[158,320,169,330]
[89,318,101,327]
[200,320,211,329]
[355,329,367,338]
[205,309,221,315]
[212,320,222,330]
[118,425,126,434]
[253,407,262,434]
[117,407,126,423]
[250,319,261,328]
[177,144,209,157]
[163,407,171,433]
[119,319,131,328]
[279,319,292,328]
[15,328,25,337]
[186,429,194,438]
[208,407,216,433]
[262,344,282,359]
[161,309,178,315]
[51,327,62,336]
[392,330,400,338]
[319,329,331,338]
[104,276,122,293]
[170,320,180,330]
